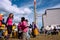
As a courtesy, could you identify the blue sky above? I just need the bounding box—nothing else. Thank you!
[0,0,60,28]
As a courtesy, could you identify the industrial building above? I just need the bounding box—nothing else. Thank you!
[42,8,60,30]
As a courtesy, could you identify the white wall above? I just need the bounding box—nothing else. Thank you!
[47,9,60,25]
[43,9,60,28]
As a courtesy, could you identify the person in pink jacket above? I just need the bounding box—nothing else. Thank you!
[6,13,14,39]
[18,17,28,40]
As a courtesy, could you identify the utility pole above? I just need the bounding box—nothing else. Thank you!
[34,0,37,24]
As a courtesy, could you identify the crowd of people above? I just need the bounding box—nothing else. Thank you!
[0,13,39,40]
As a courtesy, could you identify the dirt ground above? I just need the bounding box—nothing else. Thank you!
[0,32,60,40]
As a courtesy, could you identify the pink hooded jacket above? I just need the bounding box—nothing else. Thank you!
[18,21,28,32]
[6,18,13,25]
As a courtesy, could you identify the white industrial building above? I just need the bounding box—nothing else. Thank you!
[43,8,60,30]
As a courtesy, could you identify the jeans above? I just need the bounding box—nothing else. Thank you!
[26,31,30,40]
[22,32,30,40]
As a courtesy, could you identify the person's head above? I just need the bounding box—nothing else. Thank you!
[21,17,25,22]
[3,19,4,21]
[13,23,16,26]
[32,22,34,24]
[25,19,28,22]
[0,14,4,17]
[0,14,4,20]
[8,13,14,18]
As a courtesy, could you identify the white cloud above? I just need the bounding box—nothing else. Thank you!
[24,8,32,14]
[0,0,32,14]
[0,0,33,26]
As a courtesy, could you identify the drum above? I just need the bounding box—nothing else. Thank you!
[1,24,5,30]
[12,31,17,37]
[12,26,16,31]
[3,30,8,36]
[34,28,39,36]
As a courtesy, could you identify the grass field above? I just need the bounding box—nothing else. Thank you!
[30,32,60,40]
[0,32,60,40]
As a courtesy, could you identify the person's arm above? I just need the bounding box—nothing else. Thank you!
[6,18,9,26]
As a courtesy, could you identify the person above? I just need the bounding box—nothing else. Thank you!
[32,22,39,38]
[32,22,36,37]
[12,23,16,31]
[0,14,4,26]
[25,19,30,40]
[6,13,14,39]
[18,22,23,39]
[0,14,4,38]
[29,24,32,28]
[12,23,16,37]
[29,24,32,36]
[19,17,28,40]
